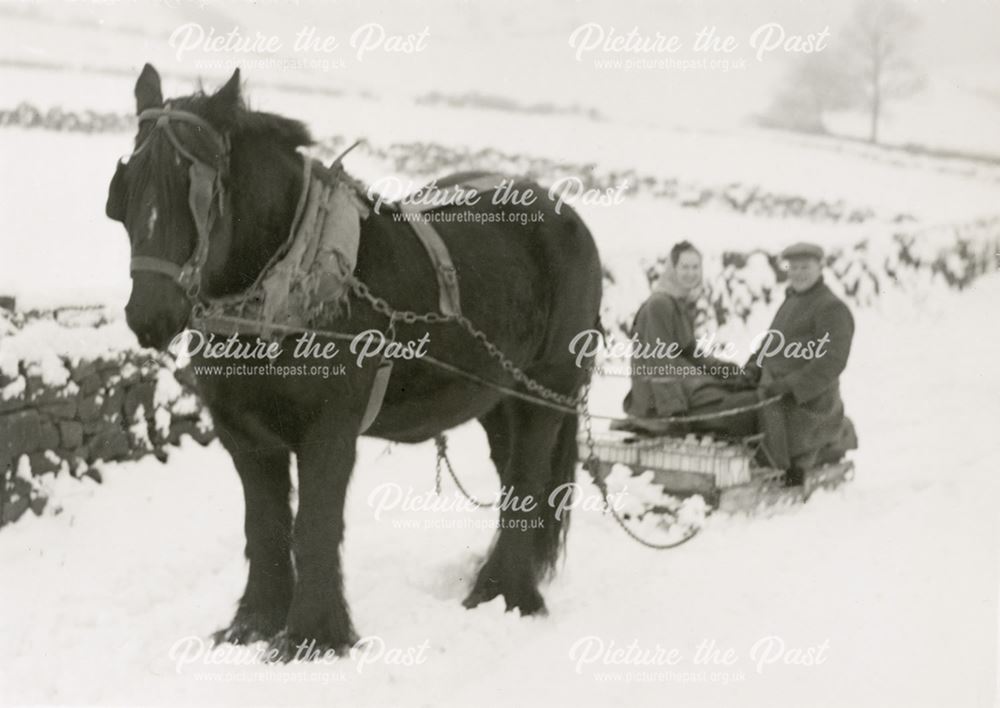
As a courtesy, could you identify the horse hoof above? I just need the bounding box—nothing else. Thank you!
[211,616,279,646]
[463,580,547,616]
[462,585,500,610]
[504,589,547,617]
[265,630,357,663]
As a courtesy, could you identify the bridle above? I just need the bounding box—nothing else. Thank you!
[127,105,231,301]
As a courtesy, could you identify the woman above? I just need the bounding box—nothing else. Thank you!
[622,241,754,436]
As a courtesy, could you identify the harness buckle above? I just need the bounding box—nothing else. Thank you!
[178,266,201,300]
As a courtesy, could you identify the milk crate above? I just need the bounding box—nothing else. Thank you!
[635,437,753,489]
[580,431,755,490]
[577,430,642,466]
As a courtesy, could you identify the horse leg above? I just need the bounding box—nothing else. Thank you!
[212,420,293,645]
[464,400,578,615]
[271,419,358,658]
[478,402,512,479]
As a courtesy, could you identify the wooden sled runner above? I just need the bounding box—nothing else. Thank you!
[579,430,855,515]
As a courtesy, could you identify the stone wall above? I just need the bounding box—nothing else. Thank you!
[2,102,998,528]
[2,214,998,529]
[0,308,213,526]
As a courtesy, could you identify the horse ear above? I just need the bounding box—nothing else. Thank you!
[135,63,163,114]
[207,68,242,124]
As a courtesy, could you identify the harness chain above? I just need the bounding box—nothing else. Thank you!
[433,434,497,508]
[348,280,726,549]
[349,278,582,409]
[193,275,779,549]
[580,382,701,550]
[127,108,721,549]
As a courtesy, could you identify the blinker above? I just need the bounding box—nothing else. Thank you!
[126,108,232,301]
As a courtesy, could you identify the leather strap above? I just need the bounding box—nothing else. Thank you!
[136,107,228,163]
[396,173,514,317]
[183,161,220,294]
[130,256,182,280]
[405,219,462,317]
[359,359,394,433]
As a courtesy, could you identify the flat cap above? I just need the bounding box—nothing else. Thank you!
[780,242,824,260]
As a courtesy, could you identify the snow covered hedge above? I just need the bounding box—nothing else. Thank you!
[602,216,1000,336]
[1,214,996,528]
[313,137,887,224]
[0,307,213,527]
[0,102,134,134]
[2,101,888,224]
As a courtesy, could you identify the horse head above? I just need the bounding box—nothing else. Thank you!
[107,63,311,350]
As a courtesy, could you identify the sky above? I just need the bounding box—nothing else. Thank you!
[2,0,999,131]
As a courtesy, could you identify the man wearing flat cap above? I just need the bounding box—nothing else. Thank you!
[744,242,858,483]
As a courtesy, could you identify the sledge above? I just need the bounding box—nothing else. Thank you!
[579,429,854,515]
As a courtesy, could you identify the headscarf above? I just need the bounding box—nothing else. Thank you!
[653,256,702,304]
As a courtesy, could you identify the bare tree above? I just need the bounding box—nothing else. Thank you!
[842,0,925,143]
[760,52,857,134]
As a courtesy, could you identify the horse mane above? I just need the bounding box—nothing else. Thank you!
[165,90,395,215]
[232,108,313,149]
[125,90,313,219]
[168,90,314,149]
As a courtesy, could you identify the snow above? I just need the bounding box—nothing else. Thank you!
[171,392,200,417]
[1,274,997,707]
[154,406,172,441]
[152,367,184,436]
[0,314,136,379]
[2,5,999,703]
[2,121,997,312]
[826,71,1000,156]
[3,21,1000,311]
[1,375,24,401]
[13,454,32,483]
[3,0,1000,155]
[127,403,152,451]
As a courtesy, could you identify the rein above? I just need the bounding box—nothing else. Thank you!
[125,110,771,551]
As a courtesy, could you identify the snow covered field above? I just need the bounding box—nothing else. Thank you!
[4,3,1000,309]
[1,273,998,707]
[2,118,998,310]
[2,2,1000,705]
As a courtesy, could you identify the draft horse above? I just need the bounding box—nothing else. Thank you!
[106,64,603,655]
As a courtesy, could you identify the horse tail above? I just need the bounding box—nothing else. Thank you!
[536,410,579,578]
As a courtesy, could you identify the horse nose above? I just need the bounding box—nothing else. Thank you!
[125,302,140,331]
[136,329,156,348]
[125,278,190,350]
[125,301,156,348]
